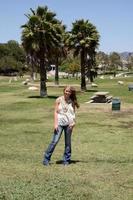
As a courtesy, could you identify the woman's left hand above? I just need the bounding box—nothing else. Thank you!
[69,122,75,129]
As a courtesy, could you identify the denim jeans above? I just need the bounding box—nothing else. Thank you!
[43,125,72,164]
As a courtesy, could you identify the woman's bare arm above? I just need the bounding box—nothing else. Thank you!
[54,98,60,130]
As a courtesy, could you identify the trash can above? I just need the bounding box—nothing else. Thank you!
[128,84,133,91]
[112,98,121,111]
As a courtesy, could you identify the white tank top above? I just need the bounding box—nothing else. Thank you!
[57,96,75,126]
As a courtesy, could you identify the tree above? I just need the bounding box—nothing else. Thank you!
[0,56,24,75]
[68,19,100,90]
[7,40,26,63]
[0,44,10,58]
[21,6,64,97]
[61,54,80,78]
[96,51,109,73]
[0,41,26,75]
[126,54,133,71]
[46,25,67,85]
[109,52,122,75]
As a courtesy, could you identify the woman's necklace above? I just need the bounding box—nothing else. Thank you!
[62,97,69,113]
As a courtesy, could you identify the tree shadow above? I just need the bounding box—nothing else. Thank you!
[28,96,42,99]
[28,95,58,99]
[86,89,98,92]
[47,95,59,99]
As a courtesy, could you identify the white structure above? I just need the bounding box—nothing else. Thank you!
[118,81,124,85]
[28,86,38,91]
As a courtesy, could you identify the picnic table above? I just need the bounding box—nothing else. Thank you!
[94,91,109,96]
[90,91,112,103]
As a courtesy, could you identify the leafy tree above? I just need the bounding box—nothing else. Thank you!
[7,40,26,63]
[0,41,26,75]
[0,56,24,75]
[126,54,133,71]
[0,44,10,58]
[61,55,80,77]
[109,52,122,75]
[68,19,100,90]
[96,51,109,73]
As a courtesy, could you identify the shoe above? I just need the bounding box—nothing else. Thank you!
[63,161,70,166]
[43,160,49,166]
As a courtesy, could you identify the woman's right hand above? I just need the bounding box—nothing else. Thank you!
[54,124,58,134]
[54,124,58,131]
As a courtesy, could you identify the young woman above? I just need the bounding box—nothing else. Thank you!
[43,86,79,166]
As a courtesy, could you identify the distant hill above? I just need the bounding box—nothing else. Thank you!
[119,52,133,60]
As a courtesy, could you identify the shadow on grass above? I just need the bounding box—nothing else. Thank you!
[28,95,58,99]
[91,157,133,164]
[56,160,84,165]
[86,89,98,92]
[55,158,133,165]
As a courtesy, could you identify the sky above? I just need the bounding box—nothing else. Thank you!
[0,0,133,53]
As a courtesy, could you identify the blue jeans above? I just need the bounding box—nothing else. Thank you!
[43,125,72,164]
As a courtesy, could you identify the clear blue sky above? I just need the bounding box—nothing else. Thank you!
[0,0,133,53]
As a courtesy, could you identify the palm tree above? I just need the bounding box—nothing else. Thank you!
[47,25,67,85]
[68,19,100,90]
[21,6,64,97]
[48,45,66,85]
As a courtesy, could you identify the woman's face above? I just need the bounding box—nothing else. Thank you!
[64,87,71,99]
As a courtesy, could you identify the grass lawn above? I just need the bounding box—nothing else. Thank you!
[0,75,133,200]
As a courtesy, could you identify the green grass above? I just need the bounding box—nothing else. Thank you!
[0,75,133,200]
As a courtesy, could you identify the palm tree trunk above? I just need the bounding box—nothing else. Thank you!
[39,32,47,97]
[40,57,47,97]
[80,49,86,91]
[55,57,59,85]
[87,60,93,83]
[31,57,35,81]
